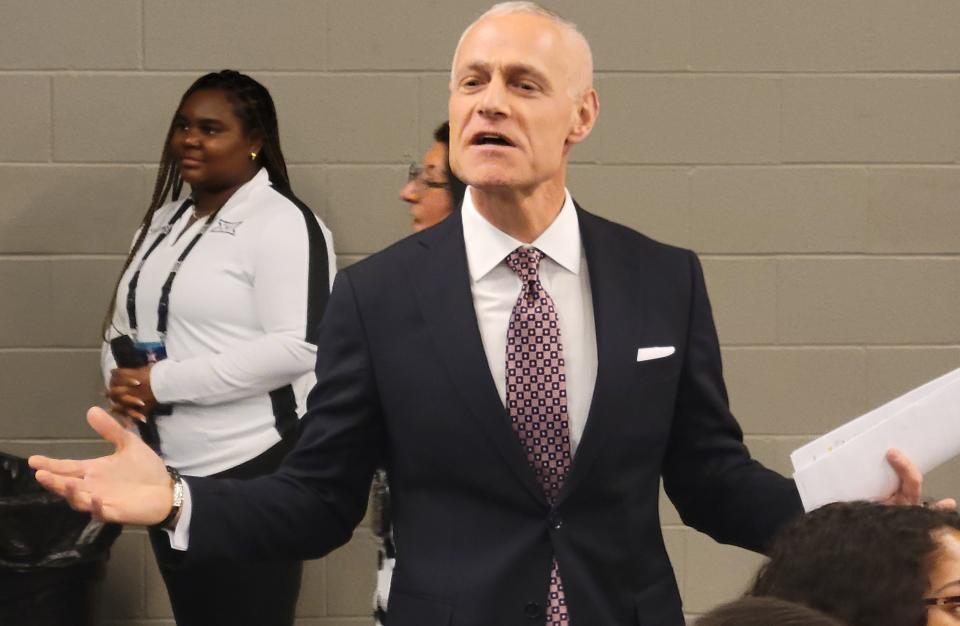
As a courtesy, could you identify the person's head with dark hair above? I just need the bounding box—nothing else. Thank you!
[749,501,960,626]
[103,69,290,337]
[698,597,847,626]
[400,121,465,232]
[432,121,468,210]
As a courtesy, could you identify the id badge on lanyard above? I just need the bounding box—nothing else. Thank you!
[126,198,211,359]
[133,340,168,364]
[122,198,209,441]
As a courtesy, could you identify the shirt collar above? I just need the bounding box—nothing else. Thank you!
[199,167,271,216]
[462,187,582,283]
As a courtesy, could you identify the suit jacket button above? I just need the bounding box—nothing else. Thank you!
[548,511,563,530]
[524,601,543,619]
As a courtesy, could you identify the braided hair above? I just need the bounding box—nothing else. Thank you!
[102,70,291,338]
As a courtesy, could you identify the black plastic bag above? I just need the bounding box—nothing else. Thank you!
[0,451,121,626]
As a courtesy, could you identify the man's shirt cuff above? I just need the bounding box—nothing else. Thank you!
[163,480,192,550]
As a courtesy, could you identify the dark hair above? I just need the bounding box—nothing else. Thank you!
[749,501,960,626]
[698,597,847,626]
[432,121,467,210]
[102,70,290,338]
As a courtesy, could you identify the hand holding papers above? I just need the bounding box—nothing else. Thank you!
[792,367,960,512]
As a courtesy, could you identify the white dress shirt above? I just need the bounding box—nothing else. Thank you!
[461,187,598,454]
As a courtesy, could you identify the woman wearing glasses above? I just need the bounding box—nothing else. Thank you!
[749,501,960,626]
[372,121,465,626]
[399,121,466,232]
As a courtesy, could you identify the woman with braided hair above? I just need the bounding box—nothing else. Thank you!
[101,70,336,625]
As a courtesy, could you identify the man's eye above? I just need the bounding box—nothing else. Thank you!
[462,78,482,88]
[517,81,538,91]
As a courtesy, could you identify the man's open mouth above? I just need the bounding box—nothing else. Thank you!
[471,132,515,147]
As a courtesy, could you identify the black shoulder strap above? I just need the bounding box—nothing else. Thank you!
[273,188,331,345]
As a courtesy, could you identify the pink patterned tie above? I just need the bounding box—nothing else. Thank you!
[505,246,571,626]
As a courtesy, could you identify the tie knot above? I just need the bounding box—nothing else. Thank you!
[505,246,545,281]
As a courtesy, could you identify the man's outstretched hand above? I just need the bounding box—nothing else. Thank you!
[883,448,956,510]
[29,407,174,526]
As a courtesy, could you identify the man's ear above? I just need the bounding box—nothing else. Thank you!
[566,88,599,146]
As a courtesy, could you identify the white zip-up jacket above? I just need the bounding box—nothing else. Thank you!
[102,169,336,476]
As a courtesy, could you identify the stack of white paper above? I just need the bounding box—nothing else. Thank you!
[792,367,960,512]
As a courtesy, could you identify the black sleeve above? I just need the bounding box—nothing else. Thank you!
[661,251,803,554]
[183,270,386,564]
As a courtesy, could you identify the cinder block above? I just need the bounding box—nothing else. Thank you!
[699,258,777,345]
[0,351,103,438]
[93,529,146,620]
[260,75,419,164]
[50,259,126,347]
[324,165,415,255]
[568,165,689,247]
[865,0,960,71]
[0,259,121,348]
[683,531,765,613]
[925,456,960,503]
[141,165,161,209]
[328,1,485,70]
[53,75,194,163]
[660,485,682,526]
[690,167,868,253]
[418,75,453,157]
[867,168,960,253]
[777,258,960,344]
[144,544,173,618]
[0,440,111,460]
[722,347,868,436]
[0,76,51,162]
[0,261,53,346]
[691,0,866,71]
[337,255,367,271]
[145,0,326,70]
[288,166,329,221]
[663,527,687,596]
[744,436,816,478]
[332,0,690,71]
[569,120,602,165]
[296,558,328,617]
[0,1,140,70]
[324,528,378,616]
[0,166,145,254]
[599,76,780,164]
[782,77,960,163]
[551,0,690,70]
[866,347,960,407]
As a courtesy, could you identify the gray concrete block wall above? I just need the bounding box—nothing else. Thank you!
[0,1,957,623]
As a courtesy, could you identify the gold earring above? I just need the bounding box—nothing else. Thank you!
[250,152,258,161]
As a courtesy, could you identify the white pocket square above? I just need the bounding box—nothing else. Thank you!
[636,346,675,362]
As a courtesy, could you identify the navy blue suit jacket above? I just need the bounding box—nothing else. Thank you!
[183,206,803,626]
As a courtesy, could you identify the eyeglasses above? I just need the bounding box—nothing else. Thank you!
[925,595,960,609]
[407,163,449,191]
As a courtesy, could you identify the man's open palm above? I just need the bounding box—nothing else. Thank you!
[29,407,173,525]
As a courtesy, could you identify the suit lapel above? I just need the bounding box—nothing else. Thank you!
[559,207,645,504]
[409,213,548,505]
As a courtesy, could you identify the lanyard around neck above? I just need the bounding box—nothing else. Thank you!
[126,199,214,340]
